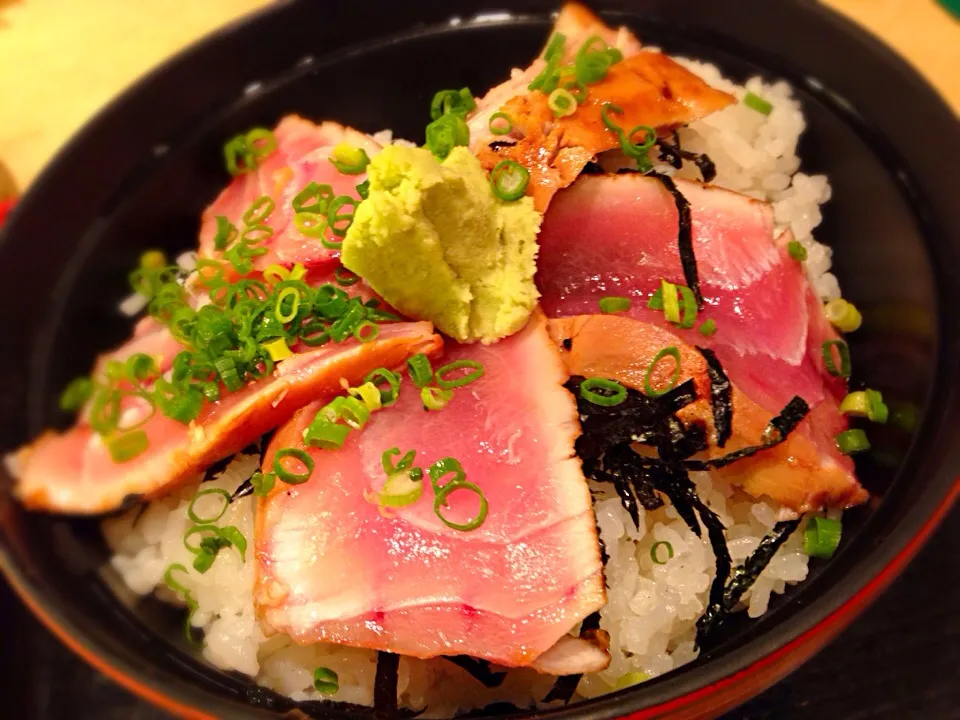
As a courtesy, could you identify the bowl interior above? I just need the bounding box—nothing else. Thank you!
[1,2,957,719]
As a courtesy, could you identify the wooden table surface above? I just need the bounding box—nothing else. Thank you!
[0,0,957,194]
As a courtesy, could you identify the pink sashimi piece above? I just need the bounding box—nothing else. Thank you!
[255,312,606,666]
[13,322,442,514]
[536,173,860,507]
[198,116,380,275]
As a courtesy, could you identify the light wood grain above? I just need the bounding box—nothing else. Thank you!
[0,0,957,191]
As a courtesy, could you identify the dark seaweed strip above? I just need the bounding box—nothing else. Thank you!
[374,651,400,720]
[696,519,801,649]
[652,173,702,308]
[596,467,641,529]
[444,656,507,688]
[202,454,235,482]
[696,347,733,448]
[604,444,664,511]
[542,613,604,704]
[656,134,717,183]
[685,396,810,470]
[487,140,517,151]
[581,161,605,175]
[647,462,702,537]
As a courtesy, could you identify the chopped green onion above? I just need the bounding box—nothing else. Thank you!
[327,196,358,238]
[337,396,372,429]
[644,346,682,398]
[489,159,529,202]
[429,456,466,490]
[614,671,650,690]
[313,667,339,695]
[303,419,350,450]
[349,382,383,412]
[378,470,424,508]
[262,337,293,362]
[824,298,862,333]
[547,88,578,117]
[355,179,370,200]
[105,430,149,463]
[620,124,657,162]
[243,196,275,226]
[274,286,301,323]
[89,387,121,434]
[425,112,470,160]
[600,102,624,135]
[217,526,247,561]
[647,287,664,310]
[125,353,158,382]
[488,111,513,135]
[329,143,370,175]
[821,340,851,378]
[433,477,489,532]
[163,563,193,599]
[429,87,476,120]
[294,212,327,239]
[840,389,888,423]
[743,91,774,115]
[650,541,674,565]
[251,471,276,497]
[292,182,334,214]
[599,296,631,314]
[434,360,484,390]
[183,524,220,554]
[580,377,627,407]
[698,319,717,337]
[407,353,434,388]
[421,386,453,411]
[334,267,359,286]
[661,279,680,323]
[836,428,870,455]
[245,127,277,161]
[677,285,697,329]
[187,488,231,524]
[365,368,401,406]
[211,216,237,252]
[528,32,567,92]
[382,447,417,475]
[273,447,315,484]
[803,516,842,558]
[59,377,94,411]
[353,321,379,343]
[787,240,807,262]
[223,135,254,176]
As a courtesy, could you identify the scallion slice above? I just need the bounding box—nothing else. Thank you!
[490,160,529,202]
[407,354,434,388]
[421,386,453,411]
[294,212,327,239]
[365,368,401,406]
[650,541,674,565]
[643,346,682,398]
[59,377,94,412]
[434,360,484,390]
[349,382,383,412]
[378,470,424,508]
[803,516,842,558]
[243,196,275,226]
[262,337,293,362]
[292,182,334,214]
[822,340,851,378]
[334,266,359,287]
[599,296,631,314]
[787,240,807,262]
[661,279,680,324]
[329,143,370,175]
[425,112,470,160]
[313,667,339,695]
[187,488,231,524]
[433,478,489,532]
[251,471,276,497]
[488,112,513,135]
[303,419,350,450]
[839,389,888,423]
[353,321,379,343]
[836,428,870,455]
[698,319,717,337]
[547,88,578,117]
[743,91,774,115]
[382,447,417,475]
[273,447,314,484]
[213,216,237,251]
[580,377,627,407]
[106,430,149,463]
[824,298,862,333]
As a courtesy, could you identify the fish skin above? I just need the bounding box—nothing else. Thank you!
[536,173,866,511]
[13,322,441,514]
[467,3,733,211]
[254,311,606,667]
[197,116,380,275]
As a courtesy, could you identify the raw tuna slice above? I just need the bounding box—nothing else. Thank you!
[255,311,606,667]
[12,323,441,514]
[468,4,733,211]
[536,173,864,510]
[548,315,865,512]
[198,116,379,275]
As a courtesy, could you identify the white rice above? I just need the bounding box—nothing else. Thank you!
[103,59,834,713]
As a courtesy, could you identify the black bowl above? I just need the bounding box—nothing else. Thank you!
[1,1,958,718]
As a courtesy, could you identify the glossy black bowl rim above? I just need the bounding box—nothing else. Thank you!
[1,1,959,718]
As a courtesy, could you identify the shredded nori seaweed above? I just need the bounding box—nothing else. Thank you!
[542,612,603,703]
[656,133,717,183]
[374,651,401,720]
[696,347,732,448]
[695,519,802,648]
[445,656,508,688]
[652,172,702,308]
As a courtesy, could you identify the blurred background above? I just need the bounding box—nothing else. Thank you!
[0,1,958,718]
